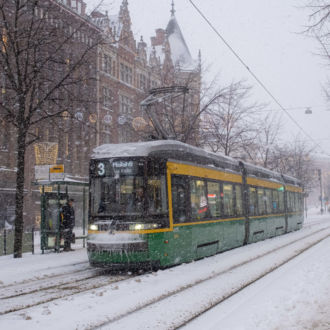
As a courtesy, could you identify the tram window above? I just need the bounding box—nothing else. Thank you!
[278,191,284,212]
[257,188,266,215]
[287,192,294,212]
[207,181,221,218]
[190,179,209,220]
[265,189,273,214]
[249,187,257,216]
[272,190,280,213]
[171,175,188,223]
[147,175,168,215]
[298,193,302,211]
[291,192,296,211]
[235,185,243,216]
[294,192,298,212]
[122,176,145,213]
[93,175,145,215]
[223,184,234,216]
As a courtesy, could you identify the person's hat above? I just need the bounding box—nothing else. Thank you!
[69,198,75,202]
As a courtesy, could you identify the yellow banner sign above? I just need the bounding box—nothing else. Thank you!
[50,164,64,173]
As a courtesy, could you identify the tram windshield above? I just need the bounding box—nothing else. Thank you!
[90,158,168,226]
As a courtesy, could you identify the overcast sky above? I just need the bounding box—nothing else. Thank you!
[86,0,330,156]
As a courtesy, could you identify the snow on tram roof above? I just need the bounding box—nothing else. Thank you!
[92,140,301,186]
[92,140,238,164]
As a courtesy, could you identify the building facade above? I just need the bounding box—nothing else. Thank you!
[0,0,200,228]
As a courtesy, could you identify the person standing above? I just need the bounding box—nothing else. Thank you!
[61,198,75,251]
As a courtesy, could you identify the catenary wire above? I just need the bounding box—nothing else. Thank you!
[188,0,329,155]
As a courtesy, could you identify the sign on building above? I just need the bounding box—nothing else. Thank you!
[35,165,51,181]
[49,164,65,181]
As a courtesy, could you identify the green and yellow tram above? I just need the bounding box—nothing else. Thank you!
[87,140,304,269]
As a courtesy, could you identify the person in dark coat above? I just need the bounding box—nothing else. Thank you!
[61,198,75,251]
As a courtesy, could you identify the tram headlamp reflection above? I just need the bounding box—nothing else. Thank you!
[129,223,159,231]
[89,224,98,231]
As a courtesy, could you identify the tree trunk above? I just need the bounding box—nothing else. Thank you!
[13,127,27,258]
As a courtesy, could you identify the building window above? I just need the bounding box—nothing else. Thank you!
[103,87,111,108]
[139,74,147,90]
[118,126,133,143]
[120,95,133,114]
[151,80,158,88]
[120,63,132,85]
[103,54,112,75]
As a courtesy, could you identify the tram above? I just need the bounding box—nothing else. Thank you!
[87,140,304,269]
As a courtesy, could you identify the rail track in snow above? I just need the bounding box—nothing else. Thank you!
[89,224,330,329]
[1,220,329,324]
[0,265,130,315]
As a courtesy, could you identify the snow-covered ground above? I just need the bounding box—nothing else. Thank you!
[0,209,330,330]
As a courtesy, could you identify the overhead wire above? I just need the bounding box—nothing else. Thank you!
[188,0,328,155]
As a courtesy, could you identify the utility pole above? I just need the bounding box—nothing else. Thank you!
[318,169,323,214]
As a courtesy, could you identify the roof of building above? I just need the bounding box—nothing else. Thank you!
[166,13,197,71]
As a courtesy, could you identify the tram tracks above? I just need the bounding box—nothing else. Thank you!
[89,225,330,329]
[1,222,330,326]
[0,261,91,292]
[0,267,130,315]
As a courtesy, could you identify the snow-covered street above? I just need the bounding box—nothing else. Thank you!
[0,210,330,330]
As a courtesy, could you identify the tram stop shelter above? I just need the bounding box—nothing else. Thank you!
[34,177,88,253]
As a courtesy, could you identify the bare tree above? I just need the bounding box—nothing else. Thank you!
[201,81,261,157]
[271,136,316,192]
[244,112,283,169]
[0,0,103,257]
[139,68,232,146]
[304,1,330,97]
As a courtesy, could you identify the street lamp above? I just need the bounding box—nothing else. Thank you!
[318,169,323,214]
[305,107,312,114]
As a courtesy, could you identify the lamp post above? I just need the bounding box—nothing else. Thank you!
[318,169,323,214]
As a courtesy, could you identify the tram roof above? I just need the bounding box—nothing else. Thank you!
[92,140,301,187]
[92,140,240,170]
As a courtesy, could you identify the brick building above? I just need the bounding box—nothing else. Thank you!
[0,0,200,228]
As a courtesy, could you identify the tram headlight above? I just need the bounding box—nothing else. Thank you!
[89,224,98,231]
[134,224,143,230]
[129,223,159,231]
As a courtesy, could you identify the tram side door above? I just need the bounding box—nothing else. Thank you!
[170,175,193,263]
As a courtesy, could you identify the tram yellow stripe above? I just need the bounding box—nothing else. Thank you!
[167,162,242,183]
[246,177,282,189]
[286,185,303,192]
[173,217,245,227]
[167,169,174,231]
[249,213,285,219]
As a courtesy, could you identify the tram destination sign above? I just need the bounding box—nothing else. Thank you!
[93,160,139,177]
